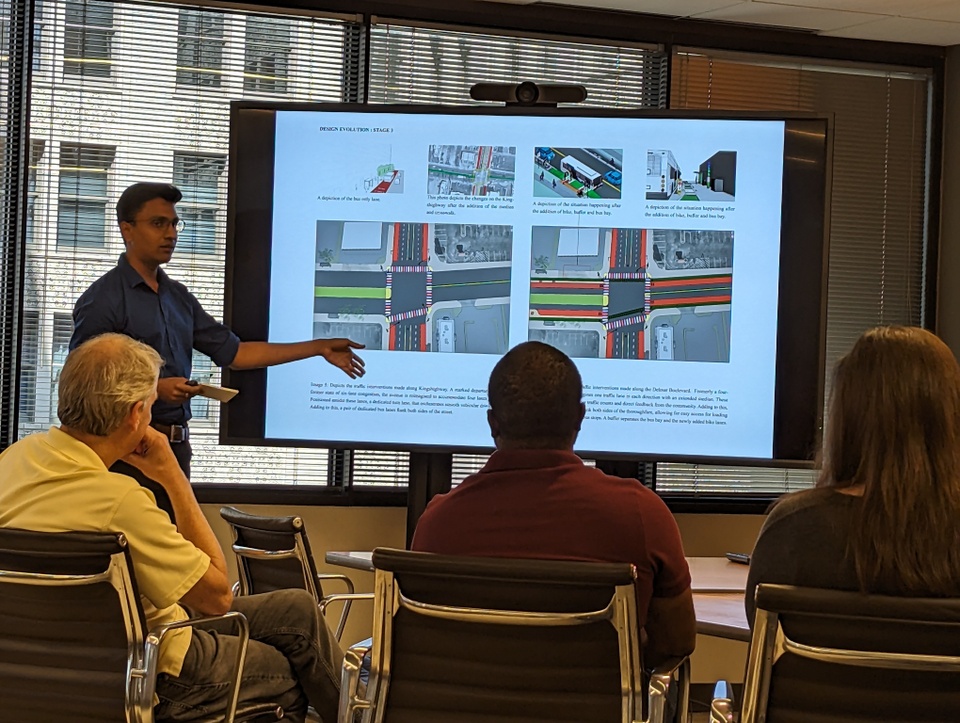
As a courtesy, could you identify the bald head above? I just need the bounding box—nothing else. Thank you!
[487,341,585,449]
[58,333,163,436]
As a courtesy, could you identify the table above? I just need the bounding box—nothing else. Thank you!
[325,551,750,640]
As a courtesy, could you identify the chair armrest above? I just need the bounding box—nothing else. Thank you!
[316,572,355,595]
[338,640,373,723]
[319,592,375,641]
[645,657,691,723]
[710,680,736,723]
[134,611,249,723]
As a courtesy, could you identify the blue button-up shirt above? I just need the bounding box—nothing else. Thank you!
[70,254,241,424]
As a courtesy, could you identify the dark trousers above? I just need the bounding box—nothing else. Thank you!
[110,436,191,523]
[155,590,343,723]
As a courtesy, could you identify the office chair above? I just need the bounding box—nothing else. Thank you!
[711,583,960,722]
[339,547,688,723]
[0,527,284,722]
[220,506,370,640]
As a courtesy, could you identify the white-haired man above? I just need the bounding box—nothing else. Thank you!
[0,333,341,722]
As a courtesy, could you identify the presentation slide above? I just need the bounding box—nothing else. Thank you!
[263,110,786,459]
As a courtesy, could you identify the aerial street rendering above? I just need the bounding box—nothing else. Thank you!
[528,225,734,361]
[314,220,511,354]
[427,145,516,197]
[534,146,623,199]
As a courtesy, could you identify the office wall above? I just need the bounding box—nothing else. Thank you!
[939,46,960,353]
[203,503,763,682]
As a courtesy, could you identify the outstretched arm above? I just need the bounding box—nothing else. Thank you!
[229,338,365,378]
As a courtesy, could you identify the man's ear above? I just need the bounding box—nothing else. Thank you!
[127,399,146,429]
[487,408,500,440]
[576,402,586,431]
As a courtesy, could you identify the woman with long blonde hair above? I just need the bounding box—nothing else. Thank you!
[746,326,960,622]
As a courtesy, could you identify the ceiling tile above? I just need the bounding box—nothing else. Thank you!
[690,2,886,32]
[760,0,939,15]
[542,0,745,16]
[819,16,960,45]
[906,1,960,22]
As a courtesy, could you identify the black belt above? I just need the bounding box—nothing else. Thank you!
[151,422,189,443]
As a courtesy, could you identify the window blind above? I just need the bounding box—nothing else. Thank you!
[0,0,32,446]
[18,0,362,485]
[367,19,667,108]
[367,19,669,486]
[658,49,930,495]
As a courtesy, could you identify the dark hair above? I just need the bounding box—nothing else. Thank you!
[116,182,182,226]
[487,341,583,449]
[819,325,960,595]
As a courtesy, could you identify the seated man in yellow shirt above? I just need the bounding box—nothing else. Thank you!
[0,333,341,723]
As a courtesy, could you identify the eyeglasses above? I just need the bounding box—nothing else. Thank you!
[128,216,185,233]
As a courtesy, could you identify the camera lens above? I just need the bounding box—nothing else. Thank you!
[515,82,539,105]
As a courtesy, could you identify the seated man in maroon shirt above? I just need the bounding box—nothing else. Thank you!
[412,341,696,671]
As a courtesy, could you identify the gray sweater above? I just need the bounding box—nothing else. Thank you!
[746,488,861,625]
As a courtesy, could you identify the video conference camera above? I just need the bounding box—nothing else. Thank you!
[470,81,588,106]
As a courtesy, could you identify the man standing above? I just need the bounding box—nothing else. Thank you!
[412,341,696,671]
[71,182,365,516]
[0,334,342,722]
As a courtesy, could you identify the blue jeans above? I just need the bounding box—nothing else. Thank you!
[155,590,343,723]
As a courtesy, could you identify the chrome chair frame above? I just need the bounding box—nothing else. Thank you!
[222,506,371,641]
[0,530,280,723]
[720,583,960,723]
[339,548,687,723]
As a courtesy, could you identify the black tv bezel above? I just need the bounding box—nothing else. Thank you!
[222,101,831,469]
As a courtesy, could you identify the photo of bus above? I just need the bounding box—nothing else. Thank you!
[436,317,455,352]
[655,324,674,360]
[560,155,602,189]
[533,147,622,200]
[647,149,681,200]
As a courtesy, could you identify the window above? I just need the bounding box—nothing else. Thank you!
[0,1,8,69]
[17,311,40,426]
[361,22,667,486]
[367,22,666,108]
[2,2,936,500]
[655,50,931,496]
[243,16,292,94]
[176,8,224,87]
[173,151,224,255]
[64,0,114,77]
[26,141,45,245]
[50,313,72,423]
[20,0,354,485]
[189,350,214,420]
[56,143,114,248]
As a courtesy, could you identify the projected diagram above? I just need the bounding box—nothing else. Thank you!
[314,221,511,354]
[646,149,736,201]
[337,146,404,194]
[427,145,516,197]
[528,226,733,361]
[534,147,622,200]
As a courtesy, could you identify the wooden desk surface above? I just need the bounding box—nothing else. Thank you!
[325,552,748,590]
[324,551,751,640]
[692,593,750,642]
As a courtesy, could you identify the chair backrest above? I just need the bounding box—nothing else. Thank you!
[742,583,960,723]
[219,506,323,601]
[0,527,146,722]
[363,547,642,723]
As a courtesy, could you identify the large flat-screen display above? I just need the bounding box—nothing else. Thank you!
[223,103,830,466]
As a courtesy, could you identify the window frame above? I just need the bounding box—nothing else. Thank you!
[0,0,944,513]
